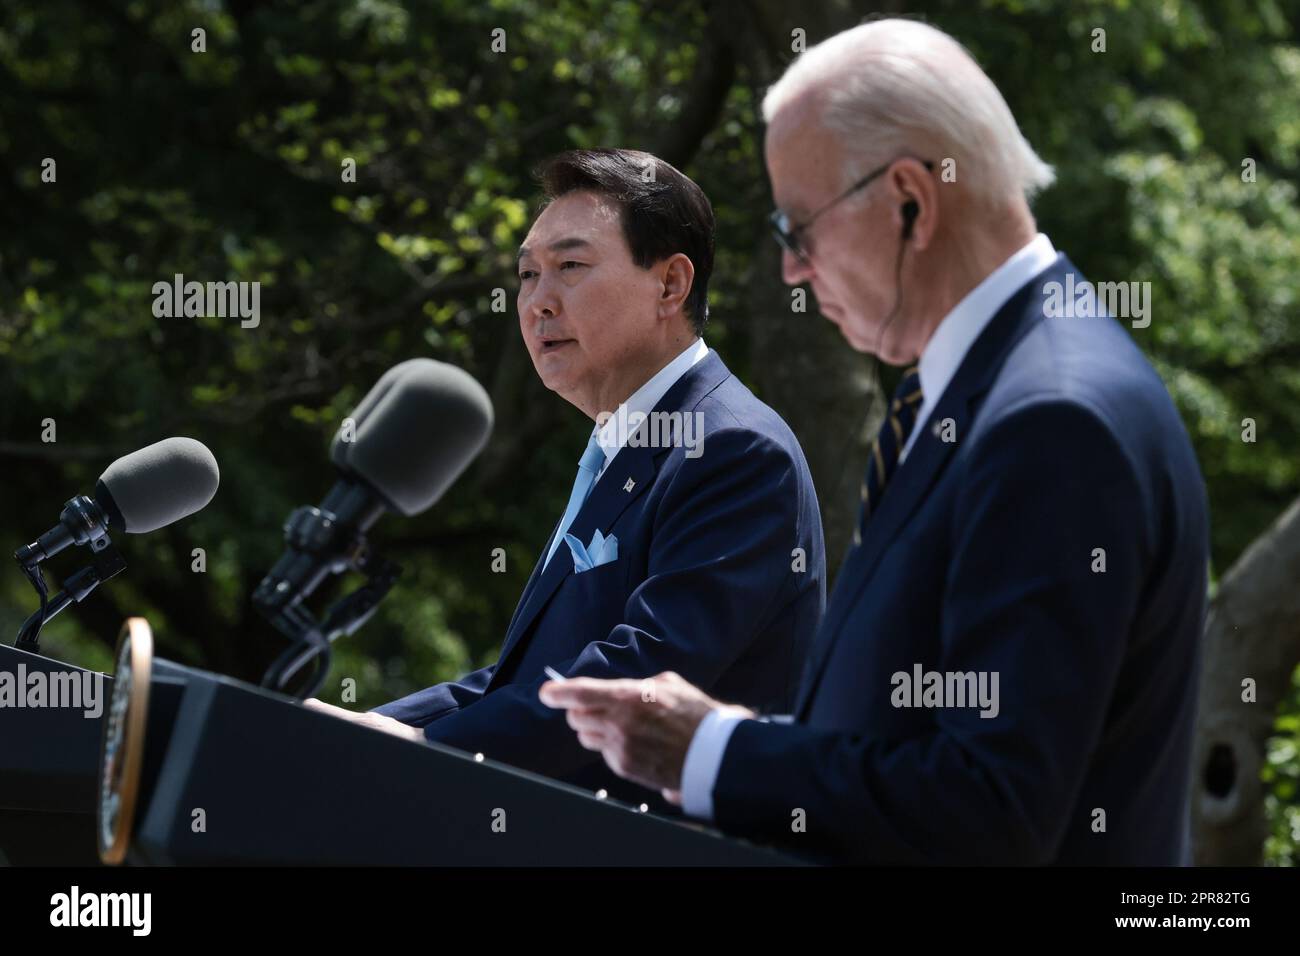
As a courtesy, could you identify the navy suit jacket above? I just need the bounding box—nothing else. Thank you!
[374,350,826,807]
[711,256,1210,864]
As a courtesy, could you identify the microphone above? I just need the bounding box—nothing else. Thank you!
[12,437,219,652]
[15,437,220,567]
[328,357,496,518]
[254,359,493,693]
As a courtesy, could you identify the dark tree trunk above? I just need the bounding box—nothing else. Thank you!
[733,0,885,580]
[1192,493,1300,864]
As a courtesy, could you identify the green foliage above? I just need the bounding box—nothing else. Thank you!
[1264,664,1300,865]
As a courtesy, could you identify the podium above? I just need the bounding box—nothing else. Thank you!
[97,620,805,866]
[0,644,108,865]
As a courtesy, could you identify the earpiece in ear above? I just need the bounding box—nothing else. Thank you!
[901,200,919,240]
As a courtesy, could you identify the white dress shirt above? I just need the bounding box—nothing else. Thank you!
[679,234,1059,821]
[591,337,708,481]
[900,233,1058,462]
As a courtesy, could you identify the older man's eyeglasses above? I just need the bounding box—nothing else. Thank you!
[770,158,935,262]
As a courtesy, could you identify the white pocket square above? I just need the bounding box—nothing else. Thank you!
[563,528,618,573]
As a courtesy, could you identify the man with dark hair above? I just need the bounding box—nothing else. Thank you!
[534,149,715,334]
[311,149,826,812]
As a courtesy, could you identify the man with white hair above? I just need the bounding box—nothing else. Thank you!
[540,19,1210,865]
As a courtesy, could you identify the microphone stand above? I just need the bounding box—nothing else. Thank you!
[255,504,401,700]
[14,542,127,654]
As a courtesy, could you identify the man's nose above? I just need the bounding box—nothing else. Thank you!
[781,247,813,286]
[527,276,561,323]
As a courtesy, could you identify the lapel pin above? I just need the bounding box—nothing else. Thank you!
[623,477,635,493]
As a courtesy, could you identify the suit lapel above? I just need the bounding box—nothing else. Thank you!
[494,446,657,671]
[795,258,1068,717]
[492,350,733,682]
[503,519,562,638]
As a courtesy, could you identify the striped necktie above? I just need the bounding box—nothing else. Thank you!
[854,366,923,546]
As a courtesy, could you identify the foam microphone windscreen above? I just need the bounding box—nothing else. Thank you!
[329,359,494,517]
[95,437,221,533]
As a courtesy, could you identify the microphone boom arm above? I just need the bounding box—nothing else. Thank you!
[254,495,401,698]
[14,542,127,653]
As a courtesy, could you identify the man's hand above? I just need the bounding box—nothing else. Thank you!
[538,671,754,805]
[302,698,425,743]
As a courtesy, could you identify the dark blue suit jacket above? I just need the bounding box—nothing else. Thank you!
[374,350,826,806]
[712,256,1210,864]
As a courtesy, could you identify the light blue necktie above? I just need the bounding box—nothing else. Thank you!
[543,433,606,570]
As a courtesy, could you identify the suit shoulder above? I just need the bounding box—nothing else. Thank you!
[984,311,1190,463]
[661,374,818,517]
[691,372,806,455]
[968,317,1206,549]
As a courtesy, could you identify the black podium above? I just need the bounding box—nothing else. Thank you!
[98,628,804,866]
[0,644,108,865]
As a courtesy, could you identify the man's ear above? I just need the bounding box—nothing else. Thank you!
[657,253,696,321]
[887,158,938,252]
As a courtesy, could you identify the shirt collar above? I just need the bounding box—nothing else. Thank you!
[594,337,708,467]
[916,233,1057,408]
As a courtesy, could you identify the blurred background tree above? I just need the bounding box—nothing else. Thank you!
[1,0,1297,863]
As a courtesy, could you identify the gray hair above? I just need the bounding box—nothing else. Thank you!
[762,20,1055,208]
